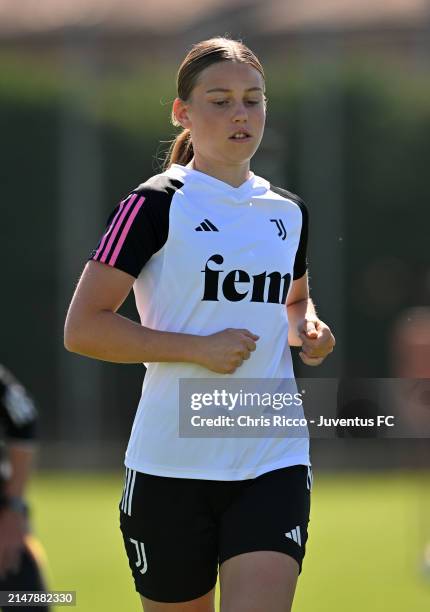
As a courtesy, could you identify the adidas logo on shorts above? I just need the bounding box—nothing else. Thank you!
[285,526,302,547]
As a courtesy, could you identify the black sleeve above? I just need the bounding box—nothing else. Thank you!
[269,184,309,280]
[88,175,182,279]
[0,365,37,442]
[293,199,309,280]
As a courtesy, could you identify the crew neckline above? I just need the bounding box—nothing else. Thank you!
[169,163,256,193]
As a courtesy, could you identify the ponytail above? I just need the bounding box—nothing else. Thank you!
[163,129,194,170]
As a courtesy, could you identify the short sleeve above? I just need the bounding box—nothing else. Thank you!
[89,191,164,278]
[88,176,182,278]
[293,200,309,280]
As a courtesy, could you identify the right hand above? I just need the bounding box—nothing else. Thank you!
[197,328,259,374]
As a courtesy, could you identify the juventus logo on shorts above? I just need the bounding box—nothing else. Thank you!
[130,539,148,574]
[120,468,136,516]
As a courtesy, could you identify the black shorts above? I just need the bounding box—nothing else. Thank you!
[119,464,313,604]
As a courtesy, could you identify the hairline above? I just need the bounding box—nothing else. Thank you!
[205,87,264,94]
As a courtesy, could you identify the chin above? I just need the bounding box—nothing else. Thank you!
[230,152,255,163]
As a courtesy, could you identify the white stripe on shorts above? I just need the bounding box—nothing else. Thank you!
[307,466,313,491]
[121,468,131,513]
[121,468,136,515]
[127,470,136,516]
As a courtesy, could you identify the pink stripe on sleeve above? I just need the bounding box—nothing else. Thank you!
[108,196,146,266]
[99,194,138,263]
[93,197,129,260]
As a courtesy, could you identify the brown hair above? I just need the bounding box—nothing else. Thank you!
[163,37,265,170]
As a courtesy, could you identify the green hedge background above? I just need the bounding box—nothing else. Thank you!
[2,53,428,443]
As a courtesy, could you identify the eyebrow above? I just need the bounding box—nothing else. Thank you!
[205,87,264,93]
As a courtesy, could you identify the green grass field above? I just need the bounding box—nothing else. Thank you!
[27,471,430,612]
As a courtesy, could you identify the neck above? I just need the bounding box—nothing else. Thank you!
[186,156,251,188]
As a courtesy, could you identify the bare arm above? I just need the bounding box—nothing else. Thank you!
[0,444,34,577]
[64,260,207,364]
[286,272,335,365]
[3,444,34,499]
[64,261,258,374]
[286,272,318,347]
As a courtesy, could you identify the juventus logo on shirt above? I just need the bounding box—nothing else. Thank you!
[270,218,287,240]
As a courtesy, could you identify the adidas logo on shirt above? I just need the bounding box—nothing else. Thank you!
[195,219,219,232]
[285,526,302,546]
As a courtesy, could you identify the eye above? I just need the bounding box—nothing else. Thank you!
[212,100,261,107]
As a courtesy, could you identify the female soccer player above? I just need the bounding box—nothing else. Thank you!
[65,37,335,612]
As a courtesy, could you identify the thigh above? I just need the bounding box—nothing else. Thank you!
[140,588,215,612]
[219,551,298,612]
[119,469,218,605]
[218,464,312,611]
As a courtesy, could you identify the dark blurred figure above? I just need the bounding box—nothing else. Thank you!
[391,307,430,577]
[0,365,50,612]
[336,378,381,438]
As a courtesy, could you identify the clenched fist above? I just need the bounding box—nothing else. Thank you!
[197,328,259,374]
[298,319,335,366]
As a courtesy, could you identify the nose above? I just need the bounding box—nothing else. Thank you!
[232,101,248,122]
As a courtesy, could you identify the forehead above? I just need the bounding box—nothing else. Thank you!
[194,61,264,93]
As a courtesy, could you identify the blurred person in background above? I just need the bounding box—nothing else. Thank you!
[392,307,430,576]
[64,37,335,612]
[0,365,50,612]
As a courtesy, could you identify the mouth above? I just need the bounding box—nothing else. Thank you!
[229,130,252,142]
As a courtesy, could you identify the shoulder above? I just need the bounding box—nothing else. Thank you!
[132,172,184,202]
[103,172,184,229]
[267,184,309,227]
[268,184,306,209]
[107,173,185,225]
[90,172,184,274]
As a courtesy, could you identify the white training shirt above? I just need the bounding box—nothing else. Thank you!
[90,163,311,480]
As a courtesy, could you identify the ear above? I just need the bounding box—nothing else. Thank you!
[173,97,192,129]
